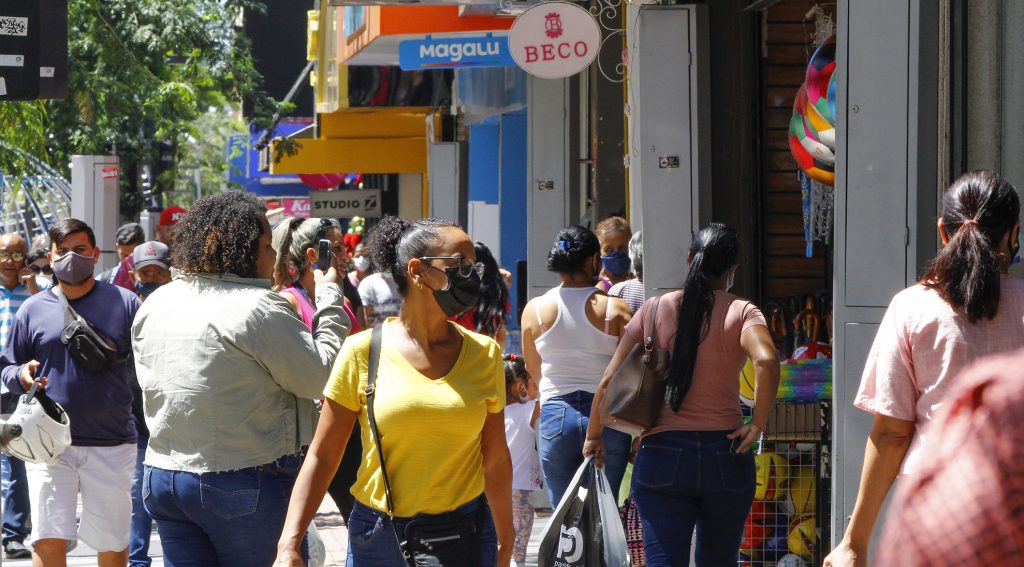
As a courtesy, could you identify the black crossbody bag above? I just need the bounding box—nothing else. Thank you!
[53,287,127,373]
[365,323,484,567]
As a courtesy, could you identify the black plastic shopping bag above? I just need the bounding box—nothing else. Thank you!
[538,456,629,567]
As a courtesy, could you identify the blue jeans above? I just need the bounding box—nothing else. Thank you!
[130,438,152,567]
[1,453,30,545]
[345,495,496,567]
[143,454,307,567]
[631,430,756,567]
[538,391,631,506]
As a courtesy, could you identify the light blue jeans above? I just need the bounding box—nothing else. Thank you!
[538,390,631,507]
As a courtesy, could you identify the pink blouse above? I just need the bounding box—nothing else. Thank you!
[855,276,1024,474]
[625,290,766,433]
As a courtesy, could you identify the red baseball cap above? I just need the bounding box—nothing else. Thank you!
[159,206,188,226]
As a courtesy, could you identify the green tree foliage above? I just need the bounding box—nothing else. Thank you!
[0,0,279,214]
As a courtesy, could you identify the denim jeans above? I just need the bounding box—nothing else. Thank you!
[1,453,30,545]
[143,454,307,567]
[345,495,496,567]
[538,391,631,506]
[130,437,152,567]
[631,430,756,567]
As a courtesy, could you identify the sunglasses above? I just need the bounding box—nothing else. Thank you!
[0,250,25,262]
[419,256,485,278]
[29,264,53,276]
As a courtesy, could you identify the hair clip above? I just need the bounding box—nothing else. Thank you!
[507,354,518,362]
[558,239,572,251]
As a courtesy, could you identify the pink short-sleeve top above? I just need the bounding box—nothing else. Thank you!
[855,275,1024,475]
[625,290,766,434]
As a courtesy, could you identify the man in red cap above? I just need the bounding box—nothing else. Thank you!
[155,206,187,249]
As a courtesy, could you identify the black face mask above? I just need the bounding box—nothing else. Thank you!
[427,267,481,317]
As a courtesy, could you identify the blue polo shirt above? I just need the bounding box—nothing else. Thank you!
[0,281,140,446]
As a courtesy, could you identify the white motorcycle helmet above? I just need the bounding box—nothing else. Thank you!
[4,380,71,464]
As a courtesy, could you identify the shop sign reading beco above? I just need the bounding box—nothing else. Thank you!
[509,2,601,79]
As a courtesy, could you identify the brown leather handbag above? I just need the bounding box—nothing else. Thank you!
[601,295,670,436]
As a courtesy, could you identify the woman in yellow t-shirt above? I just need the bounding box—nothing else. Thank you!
[274,216,514,567]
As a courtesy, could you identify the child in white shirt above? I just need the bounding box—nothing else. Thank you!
[503,354,541,567]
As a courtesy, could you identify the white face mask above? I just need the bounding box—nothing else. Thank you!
[353,256,370,272]
[725,269,736,292]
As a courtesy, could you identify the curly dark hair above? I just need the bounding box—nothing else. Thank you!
[547,225,600,275]
[172,191,267,278]
[365,215,458,295]
[473,241,507,337]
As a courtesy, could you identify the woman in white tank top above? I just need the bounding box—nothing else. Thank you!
[521,225,633,506]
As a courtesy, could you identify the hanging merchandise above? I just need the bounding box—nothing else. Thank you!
[788,36,837,257]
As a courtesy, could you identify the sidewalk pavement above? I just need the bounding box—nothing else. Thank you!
[5,497,552,567]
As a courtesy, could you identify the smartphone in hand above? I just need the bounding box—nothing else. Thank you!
[316,239,331,271]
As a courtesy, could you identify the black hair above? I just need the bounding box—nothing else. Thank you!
[115,223,145,246]
[365,215,459,295]
[922,170,1020,322]
[172,191,266,278]
[666,223,740,411]
[503,354,529,402]
[25,249,47,265]
[547,225,600,274]
[48,219,96,248]
[473,241,508,337]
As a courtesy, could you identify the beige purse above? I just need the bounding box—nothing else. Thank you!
[601,295,670,436]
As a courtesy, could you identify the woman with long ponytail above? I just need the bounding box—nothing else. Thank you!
[585,223,780,566]
[826,170,1024,567]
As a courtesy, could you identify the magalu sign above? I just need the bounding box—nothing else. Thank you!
[399,35,515,71]
[508,2,600,79]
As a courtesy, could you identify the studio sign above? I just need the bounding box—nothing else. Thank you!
[509,2,601,79]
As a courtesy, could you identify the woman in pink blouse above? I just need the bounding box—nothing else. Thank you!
[825,170,1024,567]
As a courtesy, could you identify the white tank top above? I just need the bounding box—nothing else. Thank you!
[535,287,619,402]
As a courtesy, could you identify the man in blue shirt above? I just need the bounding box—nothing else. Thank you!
[0,219,140,567]
[0,232,46,559]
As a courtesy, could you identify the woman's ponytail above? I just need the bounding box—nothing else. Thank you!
[665,224,740,411]
[923,170,1020,323]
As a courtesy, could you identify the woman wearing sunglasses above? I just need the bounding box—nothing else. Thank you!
[26,248,53,284]
[275,215,513,567]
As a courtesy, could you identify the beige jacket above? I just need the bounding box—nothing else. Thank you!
[132,271,350,472]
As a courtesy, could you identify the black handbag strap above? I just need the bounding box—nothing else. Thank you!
[51,286,78,328]
[364,322,397,520]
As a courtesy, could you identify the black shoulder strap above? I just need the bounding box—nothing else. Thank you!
[364,322,397,519]
[51,286,77,328]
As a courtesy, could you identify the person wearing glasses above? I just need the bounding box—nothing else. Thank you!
[0,233,48,559]
[520,225,633,507]
[275,215,514,567]
[26,249,53,287]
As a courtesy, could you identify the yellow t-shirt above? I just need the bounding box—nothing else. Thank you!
[324,320,505,516]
